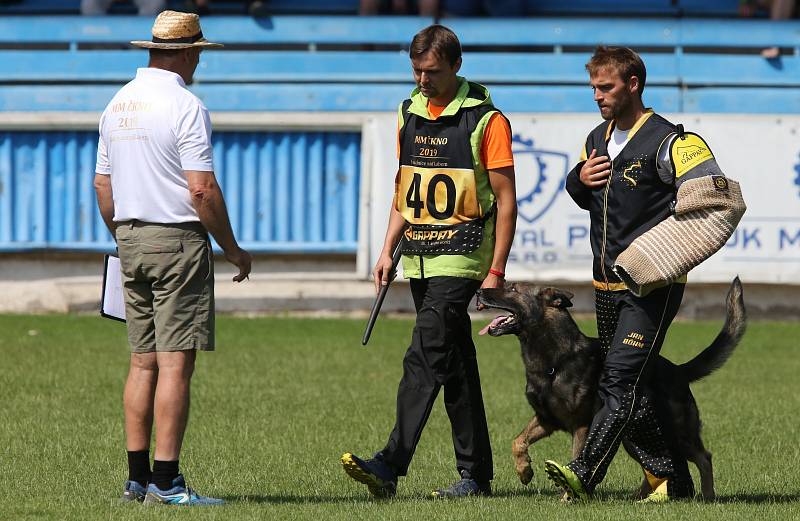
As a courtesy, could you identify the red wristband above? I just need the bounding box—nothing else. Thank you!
[488,268,505,278]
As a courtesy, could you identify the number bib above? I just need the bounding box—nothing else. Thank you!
[397,165,489,254]
[396,98,496,255]
[398,165,480,224]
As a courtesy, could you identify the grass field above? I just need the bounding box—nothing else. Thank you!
[1,313,798,520]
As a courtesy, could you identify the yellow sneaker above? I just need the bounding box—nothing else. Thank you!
[340,452,397,498]
[543,460,589,501]
[638,477,670,503]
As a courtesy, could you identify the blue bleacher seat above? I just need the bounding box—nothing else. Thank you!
[0,15,798,112]
[0,0,80,15]
[0,0,747,16]
[0,0,361,15]
[0,9,795,255]
[0,15,432,45]
[524,0,678,16]
[678,0,742,17]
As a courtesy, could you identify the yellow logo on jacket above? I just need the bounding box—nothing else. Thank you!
[621,160,642,187]
[672,133,714,178]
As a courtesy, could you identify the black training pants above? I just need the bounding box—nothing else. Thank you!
[379,276,493,482]
[569,284,694,497]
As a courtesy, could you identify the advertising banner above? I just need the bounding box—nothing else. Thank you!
[365,113,800,284]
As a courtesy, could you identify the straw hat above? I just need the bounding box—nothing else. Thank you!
[131,10,223,49]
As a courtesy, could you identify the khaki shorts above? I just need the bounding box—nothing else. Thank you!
[116,220,215,353]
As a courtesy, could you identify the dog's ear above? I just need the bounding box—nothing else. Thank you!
[541,287,574,309]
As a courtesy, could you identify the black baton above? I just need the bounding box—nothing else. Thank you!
[362,238,404,346]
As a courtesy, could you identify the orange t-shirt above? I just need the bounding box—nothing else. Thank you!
[397,103,515,170]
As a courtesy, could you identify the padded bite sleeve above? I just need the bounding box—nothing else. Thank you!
[613,175,746,296]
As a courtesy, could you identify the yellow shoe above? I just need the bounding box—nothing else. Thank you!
[340,452,397,498]
[543,460,589,501]
[638,477,670,503]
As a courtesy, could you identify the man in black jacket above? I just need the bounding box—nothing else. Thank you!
[543,46,744,503]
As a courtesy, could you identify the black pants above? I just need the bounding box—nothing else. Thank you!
[378,276,492,482]
[569,284,693,497]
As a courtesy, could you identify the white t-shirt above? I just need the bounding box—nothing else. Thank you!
[607,126,674,166]
[95,67,214,223]
[606,127,630,160]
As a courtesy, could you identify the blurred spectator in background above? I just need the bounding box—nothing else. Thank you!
[186,0,210,16]
[81,0,165,15]
[441,0,524,16]
[739,0,798,58]
[359,0,439,15]
[249,0,270,16]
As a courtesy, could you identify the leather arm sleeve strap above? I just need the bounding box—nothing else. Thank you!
[613,175,746,296]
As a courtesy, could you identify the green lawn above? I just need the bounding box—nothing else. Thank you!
[1,314,798,520]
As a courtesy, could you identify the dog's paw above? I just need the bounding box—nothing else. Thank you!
[516,464,534,485]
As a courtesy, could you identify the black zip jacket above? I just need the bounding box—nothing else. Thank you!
[565,112,676,289]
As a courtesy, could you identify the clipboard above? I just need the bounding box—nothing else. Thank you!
[101,254,126,323]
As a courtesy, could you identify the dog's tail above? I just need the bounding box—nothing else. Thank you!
[680,276,747,383]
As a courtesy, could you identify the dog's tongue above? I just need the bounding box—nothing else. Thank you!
[479,315,506,336]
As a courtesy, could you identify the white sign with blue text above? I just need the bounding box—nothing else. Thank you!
[365,113,800,284]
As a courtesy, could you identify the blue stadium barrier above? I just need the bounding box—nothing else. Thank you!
[0,83,684,112]
[448,17,797,49]
[0,50,682,85]
[0,50,414,83]
[0,15,433,46]
[0,14,796,253]
[679,18,800,46]
[1,15,791,49]
[0,130,361,253]
[0,16,797,112]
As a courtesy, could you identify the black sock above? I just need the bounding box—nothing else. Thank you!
[127,450,151,486]
[152,460,180,491]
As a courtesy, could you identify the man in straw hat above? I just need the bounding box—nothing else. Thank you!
[94,10,251,506]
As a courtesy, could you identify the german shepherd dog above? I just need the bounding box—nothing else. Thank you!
[476,278,746,500]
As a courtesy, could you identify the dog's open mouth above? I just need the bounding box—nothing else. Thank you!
[479,312,518,336]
